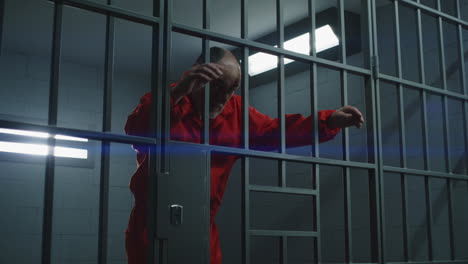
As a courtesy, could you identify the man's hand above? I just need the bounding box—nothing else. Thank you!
[327,106,365,129]
[171,63,224,103]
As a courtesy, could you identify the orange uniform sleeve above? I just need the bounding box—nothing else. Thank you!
[248,106,340,151]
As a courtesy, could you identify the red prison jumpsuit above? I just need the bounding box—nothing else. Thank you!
[124,89,340,264]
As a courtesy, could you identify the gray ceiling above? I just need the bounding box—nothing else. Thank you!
[2,0,367,78]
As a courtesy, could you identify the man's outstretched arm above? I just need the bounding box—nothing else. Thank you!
[248,105,364,151]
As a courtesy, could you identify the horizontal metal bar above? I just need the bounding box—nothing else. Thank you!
[388,260,468,264]
[398,0,468,28]
[250,229,318,237]
[379,73,468,100]
[383,166,468,181]
[0,119,156,145]
[249,185,317,196]
[172,23,372,76]
[169,140,377,169]
[47,0,160,26]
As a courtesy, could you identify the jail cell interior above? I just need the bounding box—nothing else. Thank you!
[0,0,467,264]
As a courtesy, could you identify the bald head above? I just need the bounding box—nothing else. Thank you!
[190,47,241,118]
[195,47,241,85]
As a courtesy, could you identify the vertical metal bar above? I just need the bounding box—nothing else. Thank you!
[447,179,456,260]
[0,0,5,56]
[401,174,411,262]
[308,0,321,262]
[276,0,286,187]
[281,236,287,264]
[242,157,251,264]
[42,2,63,264]
[415,2,433,259]
[201,0,210,145]
[153,0,172,262]
[313,165,321,263]
[146,0,161,260]
[97,1,114,262]
[443,96,452,172]
[308,0,318,158]
[416,0,427,87]
[368,0,382,262]
[437,0,448,91]
[394,0,403,79]
[339,0,352,256]
[458,26,467,97]
[240,0,250,262]
[338,0,346,64]
[200,5,211,261]
[398,85,407,168]
[456,0,467,167]
[343,167,353,263]
[424,176,434,261]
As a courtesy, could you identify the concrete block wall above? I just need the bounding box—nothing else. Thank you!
[0,49,148,264]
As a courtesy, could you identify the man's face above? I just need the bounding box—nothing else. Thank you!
[192,62,241,119]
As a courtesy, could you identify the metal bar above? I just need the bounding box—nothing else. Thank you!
[374,79,387,263]
[0,0,5,56]
[172,23,372,76]
[42,2,63,264]
[437,0,448,91]
[250,230,318,237]
[383,166,468,181]
[338,0,346,64]
[145,0,165,262]
[424,176,434,261]
[97,1,114,262]
[415,11,433,261]
[459,25,467,97]
[166,140,377,168]
[387,261,468,264]
[250,185,317,196]
[240,0,249,149]
[378,73,468,101]
[308,2,321,262]
[443,96,452,173]
[240,0,250,260]
[344,167,353,263]
[276,0,286,187]
[394,0,403,79]
[401,174,411,261]
[281,236,287,264]
[398,0,468,27]
[465,101,468,178]
[242,157,251,264]
[308,0,319,157]
[416,0,426,87]
[154,0,172,258]
[368,0,382,261]
[341,70,349,161]
[338,0,352,253]
[447,179,455,260]
[47,0,160,26]
[398,85,407,168]
[456,0,462,19]
[201,0,210,145]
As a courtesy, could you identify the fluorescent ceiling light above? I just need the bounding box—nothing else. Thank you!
[0,128,88,142]
[0,141,88,159]
[248,25,340,76]
[0,128,88,159]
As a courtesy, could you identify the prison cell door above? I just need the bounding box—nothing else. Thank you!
[156,142,210,263]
